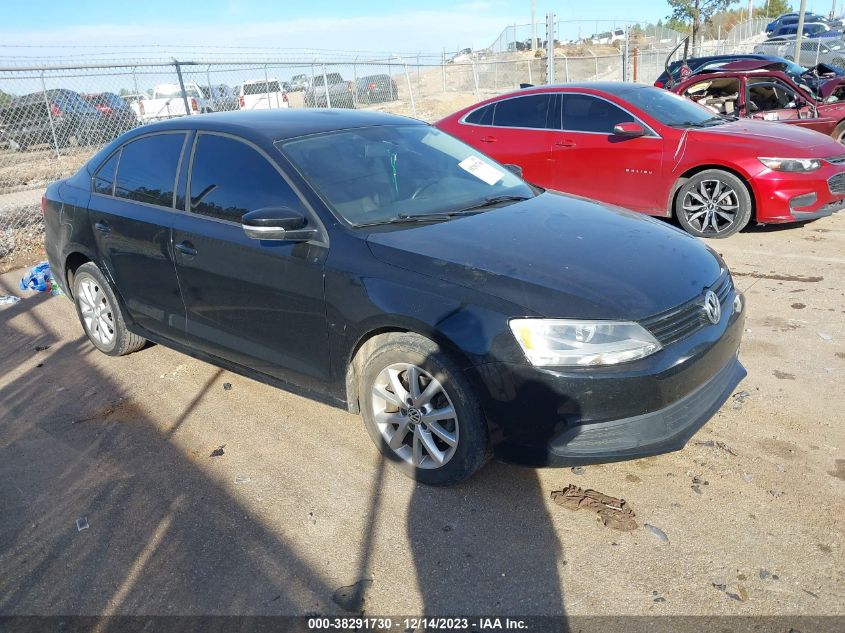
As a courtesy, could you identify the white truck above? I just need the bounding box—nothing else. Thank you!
[138,82,216,121]
[237,79,290,110]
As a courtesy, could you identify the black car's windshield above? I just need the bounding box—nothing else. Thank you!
[623,86,727,127]
[279,125,534,227]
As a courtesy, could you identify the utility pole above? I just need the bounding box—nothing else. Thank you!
[796,0,807,63]
[531,0,536,51]
[832,0,837,20]
[748,0,753,19]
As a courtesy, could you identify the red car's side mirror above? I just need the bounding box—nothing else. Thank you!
[613,122,646,137]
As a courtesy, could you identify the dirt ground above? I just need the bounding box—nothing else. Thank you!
[1,209,843,620]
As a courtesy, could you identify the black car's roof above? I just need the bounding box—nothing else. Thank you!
[142,109,425,143]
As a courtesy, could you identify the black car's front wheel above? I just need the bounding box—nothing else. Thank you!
[359,333,489,485]
[73,262,146,356]
[675,170,752,239]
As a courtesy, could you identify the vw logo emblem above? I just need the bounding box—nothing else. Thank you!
[703,290,721,325]
[407,408,423,424]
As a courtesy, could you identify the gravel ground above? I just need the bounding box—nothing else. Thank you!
[0,212,843,619]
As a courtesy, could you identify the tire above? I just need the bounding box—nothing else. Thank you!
[73,262,146,356]
[833,121,845,144]
[358,333,489,485]
[674,169,752,239]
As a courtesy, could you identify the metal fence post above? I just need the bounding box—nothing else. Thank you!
[173,59,191,115]
[546,12,555,84]
[441,49,447,93]
[264,64,272,108]
[39,72,60,158]
[206,65,213,109]
[471,59,480,98]
[494,60,498,89]
[564,55,569,82]
[527,59,533,84]
[403,62,417,117]
[132,67,140,99]
[321,63,332,108]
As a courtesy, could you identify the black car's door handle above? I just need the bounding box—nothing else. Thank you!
[94,220,111,234]
[175,241,197,256]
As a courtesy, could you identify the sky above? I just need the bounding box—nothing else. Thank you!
[0,0,840,60]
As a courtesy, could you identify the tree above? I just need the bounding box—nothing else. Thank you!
[666,0,739,47]
[757,0,792,18]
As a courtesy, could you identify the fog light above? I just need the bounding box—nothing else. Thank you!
[733,294,743,315]
[789,192,817,210]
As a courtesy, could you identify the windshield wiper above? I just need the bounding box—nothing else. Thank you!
[354,195,532,228]
[669,117,725,128]
[449,194,532,214]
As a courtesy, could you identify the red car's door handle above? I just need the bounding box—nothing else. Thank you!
[479,135,498,143]
[555,139,577,148]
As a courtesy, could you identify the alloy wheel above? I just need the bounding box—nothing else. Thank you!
[77,277,116,348]
[682,179,740,235]
[370,363,459,469]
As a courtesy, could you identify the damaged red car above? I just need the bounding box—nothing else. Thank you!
[670,60,845,141]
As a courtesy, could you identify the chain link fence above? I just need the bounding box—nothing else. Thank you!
[0,18,768,265]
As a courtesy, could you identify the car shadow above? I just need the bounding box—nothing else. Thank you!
[0,294,338,616]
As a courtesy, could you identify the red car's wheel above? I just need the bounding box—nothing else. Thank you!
[675,170,752,239]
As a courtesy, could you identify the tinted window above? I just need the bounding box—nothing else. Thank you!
[114,133,185,207]
[189,134,302,222]
[562,94,635,133]
[493,94,551,128]
[93,151,119,196]
[464,103,495,125]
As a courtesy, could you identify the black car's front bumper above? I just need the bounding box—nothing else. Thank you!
[471,293,746,466]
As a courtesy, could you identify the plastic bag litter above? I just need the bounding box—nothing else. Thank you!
[0,295,21,309]
[20,261,63,296]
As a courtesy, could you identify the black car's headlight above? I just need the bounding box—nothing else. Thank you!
[758,157,822,172]
[509,319,662,367]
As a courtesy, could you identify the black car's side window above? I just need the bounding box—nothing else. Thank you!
[188,134,303,223]
[561,94,635,134]
[492,94,552,129]
[114,133,186,208]
[464,103,495,126]
[92,151,120,196]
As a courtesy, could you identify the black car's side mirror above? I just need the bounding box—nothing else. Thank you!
[241,207,317,242]
[613,121,647,137]
[503,163,524,178]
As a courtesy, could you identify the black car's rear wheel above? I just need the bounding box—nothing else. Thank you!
[359,333,489,485]
[675,170,752,239]
[73,262,146,356]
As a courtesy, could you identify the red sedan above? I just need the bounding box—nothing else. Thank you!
[435,83,845,238]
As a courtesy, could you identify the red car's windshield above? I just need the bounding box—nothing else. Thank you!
[621,86,727,127]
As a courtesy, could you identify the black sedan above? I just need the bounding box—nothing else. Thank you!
[43,110,746,485]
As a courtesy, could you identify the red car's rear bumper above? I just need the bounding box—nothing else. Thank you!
[752,165,845,223]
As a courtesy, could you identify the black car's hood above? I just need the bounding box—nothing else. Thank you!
[366,192,724,320]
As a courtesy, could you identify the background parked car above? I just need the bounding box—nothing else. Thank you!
[766,12,828,35]
[82,92,139,139]
[769,22,842,39]
[237,79,290,110]
[354,74,399,104]
[201,84,239,111]
[303,72,355,108]
[436,83,845,238]
[0,89,101,151]
[140,82,215,121]
[654,53,828,89]
[754,37,845,68]
[288,74,309,91]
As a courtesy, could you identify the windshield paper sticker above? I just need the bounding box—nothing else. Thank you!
[459,156,504,186]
